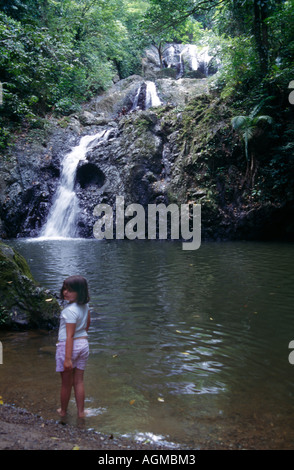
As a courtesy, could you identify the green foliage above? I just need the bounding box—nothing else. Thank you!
[231,104,274,188]
[231,107,273,162]
[0,305,11,325]
[141,0,205,49]
[265,1,294,88]
[0,0,293,164]
[0,1,148,125]
[210,0,294,99]
[0,11,85,120]
[209,34,259,100]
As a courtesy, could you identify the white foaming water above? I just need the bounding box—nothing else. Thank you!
[178,44,212,76]
[145,81,161,108]
[132,81,161,110]
[131,85,141,111]
[184,44,199,70]
[40,130,109,239]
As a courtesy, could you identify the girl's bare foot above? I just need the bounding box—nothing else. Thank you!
[57,408,66,417]
[78,409,89,418]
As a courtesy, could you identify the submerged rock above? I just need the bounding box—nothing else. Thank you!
[0,242,60,329]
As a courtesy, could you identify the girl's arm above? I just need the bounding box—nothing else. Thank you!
[86,310,91,332]
[64,323,76,371]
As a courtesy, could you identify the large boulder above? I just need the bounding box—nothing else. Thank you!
[74,109,165,237]
[156,77,208,107]
[0,243,60,329]
[92,75,145,118]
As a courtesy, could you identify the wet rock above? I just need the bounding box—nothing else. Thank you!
[0,71,293,243]
[143,43,218,80]
[0,242,60,329]
[0,73,211,238]
[78,111,110,126]
[156,77,208,107]
[0,122,82,238]
[73,110,166,238]
[92,75,145,117]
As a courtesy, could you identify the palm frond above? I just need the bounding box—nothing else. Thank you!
[231,115,248,130]
[231,109,273,165]
[255,115,273,124]
[250,104,263,118]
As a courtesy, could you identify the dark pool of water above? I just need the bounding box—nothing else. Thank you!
[1,239,294,448]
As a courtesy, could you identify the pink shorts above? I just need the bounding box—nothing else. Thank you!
[55,338,89,372]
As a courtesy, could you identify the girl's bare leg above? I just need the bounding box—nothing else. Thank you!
[73,368,86,418]
[58,370,73,417]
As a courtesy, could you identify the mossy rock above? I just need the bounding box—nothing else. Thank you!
[0,243,60,329]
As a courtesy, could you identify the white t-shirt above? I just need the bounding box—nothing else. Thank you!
[58,302,89,342]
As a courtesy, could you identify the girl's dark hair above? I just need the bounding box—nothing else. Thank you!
[60,275,90,305]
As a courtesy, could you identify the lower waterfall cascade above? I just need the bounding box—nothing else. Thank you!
[39,130,111,239]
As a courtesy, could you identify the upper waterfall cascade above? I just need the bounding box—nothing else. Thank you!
[144,43,217,79]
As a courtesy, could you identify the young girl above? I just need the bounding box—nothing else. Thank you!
[55,275,91,418]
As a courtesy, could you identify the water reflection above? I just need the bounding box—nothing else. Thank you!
[1,239,294,448]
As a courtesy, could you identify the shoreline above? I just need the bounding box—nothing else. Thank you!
[0,403,175,451]
[0,401,292,451]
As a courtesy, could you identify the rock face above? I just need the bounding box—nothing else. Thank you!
[0,72,209,239]
[75,110,166,237]
[0,46,293,242]
[0,242,60,329]
[0,122,82,238]
[88,74,209,116]
[142,43,218,80]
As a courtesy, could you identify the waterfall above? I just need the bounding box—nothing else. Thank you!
[145,81,161,108]
[131,85,141,111]
[39,130,109,239]
[162,43,213,78]
[166,45,175,68]
[179,45,198,77]
[184,45,199,71]
[131,81,161,111]
[178,50,185,78]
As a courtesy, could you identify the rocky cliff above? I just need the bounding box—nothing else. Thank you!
[0,69,293,242]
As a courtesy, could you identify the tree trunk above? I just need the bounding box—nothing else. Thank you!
[158,41,164,69]
[253,0,269,76]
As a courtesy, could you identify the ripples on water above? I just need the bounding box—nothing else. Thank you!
[1,239,294,448]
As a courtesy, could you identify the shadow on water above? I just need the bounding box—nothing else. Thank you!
[1,239,294,448]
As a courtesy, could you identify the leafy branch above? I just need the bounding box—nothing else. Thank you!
[231,104,273,187]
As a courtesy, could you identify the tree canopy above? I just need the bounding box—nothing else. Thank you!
[0,0,293,148]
